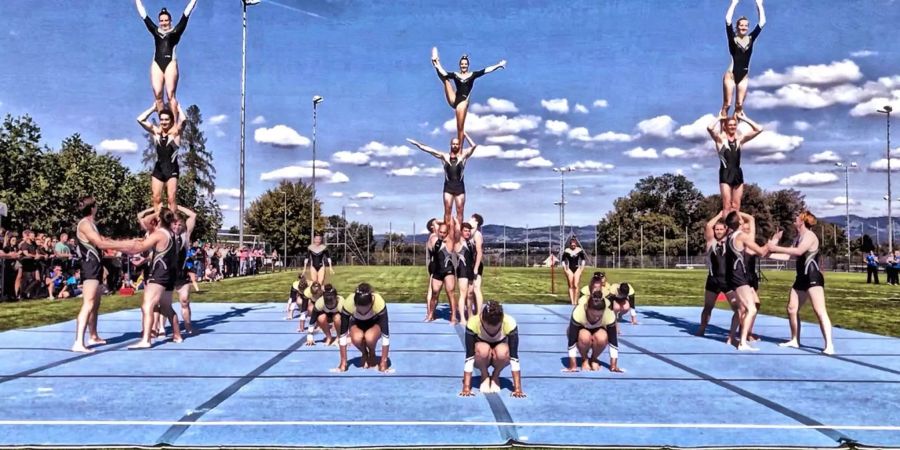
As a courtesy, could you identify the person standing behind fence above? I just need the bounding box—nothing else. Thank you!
[865,251,880,284]
[893,251,900,285]
[884,251,895,285]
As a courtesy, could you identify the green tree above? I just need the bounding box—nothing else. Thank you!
[245,180,325,256]
[0,115,49,231]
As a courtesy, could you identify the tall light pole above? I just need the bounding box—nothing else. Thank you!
[878,105,893,251]
[836,161,857,271]
[282,191,287,270]
[311,95,324,243]
[553,166,575,259]
[238,0,261,248]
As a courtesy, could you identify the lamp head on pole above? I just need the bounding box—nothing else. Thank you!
[313,95,324,105]
[243,0,261,6]
[878,105,893,114]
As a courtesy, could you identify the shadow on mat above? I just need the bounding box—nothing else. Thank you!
[184,305,272,334]
[556,356,613,371]
[348,356,392,369]
[640,310,781,345]
[471,374,514,391]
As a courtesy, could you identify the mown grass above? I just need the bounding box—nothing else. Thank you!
[2,267,898,337]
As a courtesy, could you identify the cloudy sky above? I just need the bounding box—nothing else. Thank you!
[1,0,899,233]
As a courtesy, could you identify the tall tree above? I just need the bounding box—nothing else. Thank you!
[245,181,325,255]
[0,115,48,231]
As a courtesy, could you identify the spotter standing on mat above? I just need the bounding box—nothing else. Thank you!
[562,237,587,306]
[723,211,768,352]
[135,0,198,119]
[306,284,343,347]
[407,133,478,226]
[172,206,197,334]
[469,213,486,314]
[71,196,140,353]
[697,211,735,336]
[427,221,462,324]
[565,290,623,373]
[423,218,439,321]
[460,301,525,397]
[335,283,391,372]
[431,48,506,144]
[285,274,310,320]
[767,211,835,355]
[455,222,476,323]
[303,235,333,285]
[721,0,766,118]
[138,105,186,213]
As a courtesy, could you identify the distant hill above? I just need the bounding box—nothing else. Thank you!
[819,215,896,243]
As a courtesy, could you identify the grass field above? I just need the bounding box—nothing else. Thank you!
[1,266,898,337]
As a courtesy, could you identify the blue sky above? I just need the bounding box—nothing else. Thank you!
[2,0,900,233]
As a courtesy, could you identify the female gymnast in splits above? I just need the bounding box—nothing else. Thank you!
[721,0,766,118]
[431,48,506,143]
[135,0,198,119]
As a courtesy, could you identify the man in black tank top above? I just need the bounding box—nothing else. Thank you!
[697,213,734,337]
[408,133,479,226]
[71,196,142,354]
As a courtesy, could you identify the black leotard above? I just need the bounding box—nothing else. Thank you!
[148,229,178,290]
[443,157,466,195]
[175,232,190,287]
[562,248,586,272]
[725,230,749,290]
[726,23,762,85]
[746,254,760,291]
[440,69,486,107]
[705,240,728,293]
[306,246,331,270]
[152,135,180,182]
[792,234,825,291]
[718,139,743,187]
[431,238,455,280]
[144,14,190,71]
[456,239,475,280]
[76,219,102,281]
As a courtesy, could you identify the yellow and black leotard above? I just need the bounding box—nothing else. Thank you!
[464,314,520,371]
[339,293,390,338]
[306,295,344,332]
[606,282,636,309]
[567,298,618,352]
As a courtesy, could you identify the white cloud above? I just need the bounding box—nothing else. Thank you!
[567,127,634,143]
[209,114,228,125]
[360,141,412,157]
[219,204,237,211]
[751,77,900,112]
[332,151,371,165]
[809,150,842,164]
[568,160,614,172]
[849,92,900,117]
[675,114,718,141]
[351,191,375,200]
[213,188,241,199]
[259,165,348,183]
[754,152,787,163]
[368,161,392,169]
[545,120,570,136]
[469,97,519,114]
[574,104,589,114]
[742,128,804,155]
[251,115,266,125]
[623,146,659,159]
[330,192,344,198]
[97,139,138,153]
[499,148,540,160]
[637,115,676,138]
[661,147,687,158]
[430,127,441,136]
[486,135,527,145]
[592,99,609,108]
[778,172,839,187]
[470,145,504,159]
[483,182,522,192]
[829,196,858,206]
[388,166,441,177]
[516,157,554,169]
[868,158,900,172]
[541,98,570,114]
[571,189,582,196]
[851,50,878,58]
[752,59,863,88]
[300,160,330,168]
[793,120,811,131]
[691,163,704,170]
[345,203,361,209]
[443,113,541,136]
[254,125,311,148]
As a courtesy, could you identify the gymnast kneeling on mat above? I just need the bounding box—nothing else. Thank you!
[565,290,623,373]
[305,284,343,347]
[335,283,391,373]
[607,282,638,325]
[459,301,525,398]
[285,274,309,320]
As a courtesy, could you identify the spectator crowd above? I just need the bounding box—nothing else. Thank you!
[1,227,279,301]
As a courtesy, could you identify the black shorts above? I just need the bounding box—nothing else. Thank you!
[748,274,760,291]
[705,276,728,294]
[443,180,465,195]
[352,316,381,332]
[719,167,744,188]
[82,258,102,281]
[476,336,508,349]
[792,270,825,291]
[152,161,180,183]
[726,268,749,291]
[456,261,474,280]
[477,262,484,277]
